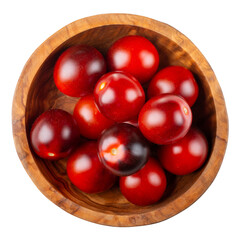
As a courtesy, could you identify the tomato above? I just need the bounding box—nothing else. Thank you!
[138,94,192,145]
[98,123,149,176]
[67,141,117,193]
[120,157,167,206]
[94,71,145,122]
[148,66,199,107]
[107,36,159,84]
[157,128,208,175]
[30,109,80,160]
[73,95,114,139]
[54,45,106,97]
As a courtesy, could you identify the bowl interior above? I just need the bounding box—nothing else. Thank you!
[25,25,216,215]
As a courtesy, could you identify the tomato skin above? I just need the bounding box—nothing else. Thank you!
[124,117,139,128]
[67,141,117,193]
[148,66,199,107]
[30,109,80,160]
[98,123,149,176]
[157,128,208,175]
[138,94,192,145]
[120,157,167,206]
[73,95,114,139]
[107,36,159,84]
[94,71,145,122]
[54,45,106,97]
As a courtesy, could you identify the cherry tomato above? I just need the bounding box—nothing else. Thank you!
[148,66,199,106]
[73,95,114,139]
[107,36,159,84]
[120,157,167,206]
[30,109,80,160]
[54,45,106,97]
[94,71,145,122]
[158,128,208,175]
[138,94,192,145]
[67,141,117,193]
[98,123,149,176]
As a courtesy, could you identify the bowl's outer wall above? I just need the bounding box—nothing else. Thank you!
[12,14,228,226]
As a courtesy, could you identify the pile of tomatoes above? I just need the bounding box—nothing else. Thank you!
[30,35,208,206]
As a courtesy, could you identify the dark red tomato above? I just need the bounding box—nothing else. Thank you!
[148,66,199,107]
[158,128,208,175]
[138,94,192,145]
[54,45,106,97]
[67,141,117,193]
[98,123,149,176]
[73,95,114,139]
[94,71,145,122]
[120,157,167,206]
[30,109,80,160]
[107,36,159,84]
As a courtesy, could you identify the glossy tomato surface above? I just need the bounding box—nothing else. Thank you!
[124,117,139,128]
[138,94,192,145]
[73,95,114,139]
[158,128,208,175]
[67,141,117,193]
[98,123,149,176]
[120,157,167,206]
[94,71,145,122]
[30,109,80,160]
[54,45,106,97]
[107,36,159,84]
[148,66,199,106]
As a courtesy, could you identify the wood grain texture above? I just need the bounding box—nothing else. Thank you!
[12,14,228,226]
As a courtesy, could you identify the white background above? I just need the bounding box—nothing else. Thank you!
[1,0,239,239]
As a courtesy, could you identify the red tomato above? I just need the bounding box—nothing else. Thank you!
[98,123,149,176]
[30,109,80,160]
[120,157,167,206]
[54,45,106,97]
[67,141,117,193]
[73,95,114,139]
[138,94,192,145]
[107,36,159,84]
[94,71,145,122]
[148,66,199,106]
[158,128,208,175]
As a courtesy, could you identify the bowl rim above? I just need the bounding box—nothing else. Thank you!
[12,13,228,227]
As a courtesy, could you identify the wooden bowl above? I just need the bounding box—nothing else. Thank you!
[12,14,228,226]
